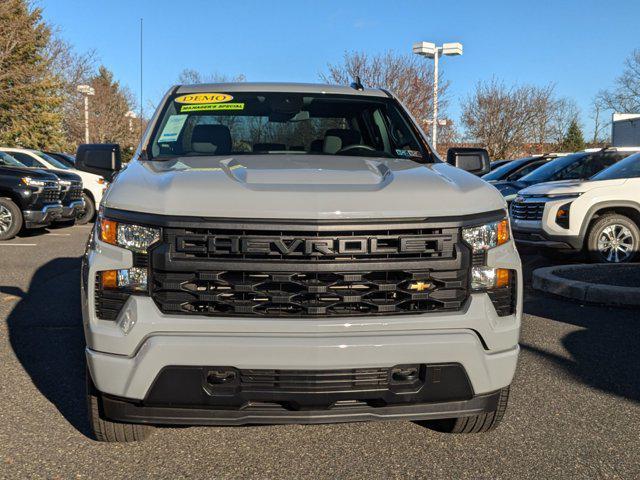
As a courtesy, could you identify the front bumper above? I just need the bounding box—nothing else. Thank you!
[23,203,63,228]
[512,219,582,250]
[59,199,85,220]
[84,226,521,426]
[99,388,504,426]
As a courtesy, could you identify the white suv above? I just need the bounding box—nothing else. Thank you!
[511,152,640,262]
[0,147,105,224]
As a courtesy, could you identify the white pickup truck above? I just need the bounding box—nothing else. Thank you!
[74,82,521,441]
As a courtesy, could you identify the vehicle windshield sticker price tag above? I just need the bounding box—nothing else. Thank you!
[174,93,233,104]
[158,114,188,143]
[180,103,245,113]
[395,149,422,158]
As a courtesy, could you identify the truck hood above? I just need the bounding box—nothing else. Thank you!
[104,155,506,220]
[519,178,627,196]
[490,180,528,197]
[0,165,58,180]
[48,169,82,182]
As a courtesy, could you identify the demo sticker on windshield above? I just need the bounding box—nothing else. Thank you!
[174,93,233,104]
[180,103,245,113]
[157,114,188,142]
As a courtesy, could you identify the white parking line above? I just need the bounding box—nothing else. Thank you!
[0,243,37,246]
[46,233,71,236]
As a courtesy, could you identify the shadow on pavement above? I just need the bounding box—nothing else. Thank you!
[2,256,90,437]
[521,284,640,403]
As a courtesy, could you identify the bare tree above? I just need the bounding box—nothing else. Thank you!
[547,97,580,147]
[46,34,96,150]
[589,98,610,145]
[461,79,576,158]
[321,51,449,136]
[177,69,246,84]
[596,49,640,113]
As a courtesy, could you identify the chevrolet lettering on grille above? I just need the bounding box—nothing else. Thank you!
[174,235,442,257]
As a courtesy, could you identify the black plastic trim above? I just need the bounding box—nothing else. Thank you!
[100,390,501,426]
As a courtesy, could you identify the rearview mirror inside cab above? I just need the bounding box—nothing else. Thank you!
[446,147,490,176]
[75,143,122,181]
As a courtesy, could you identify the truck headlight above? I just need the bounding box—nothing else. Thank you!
[21,177,47,188]
[100,267,148,292]
[471,267,511,290]
[462,218,510,251]
[99,217,160,253]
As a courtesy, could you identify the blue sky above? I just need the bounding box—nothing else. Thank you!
[40,0,640,137]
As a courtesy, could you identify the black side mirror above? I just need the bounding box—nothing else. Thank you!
[75,144,122,181]
[446,147,491,176]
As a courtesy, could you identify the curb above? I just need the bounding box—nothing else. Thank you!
[532,264,640,307]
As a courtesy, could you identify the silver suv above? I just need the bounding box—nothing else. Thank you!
[76,83,521,441]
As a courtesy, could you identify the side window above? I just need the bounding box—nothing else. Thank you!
[11,152,44,168]
[581,153,624,179]
[509,161,544,180]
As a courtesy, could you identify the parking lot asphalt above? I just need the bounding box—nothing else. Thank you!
[0,226,638,480]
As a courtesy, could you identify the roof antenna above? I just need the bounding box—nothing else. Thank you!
[350,76,364,91]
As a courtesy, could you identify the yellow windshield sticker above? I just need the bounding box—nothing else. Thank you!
[174,93,233,104]
[180,103,244,113]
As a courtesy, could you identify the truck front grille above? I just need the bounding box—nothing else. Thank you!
[510,201,545,221]
[61,183,82,204]
[151,268,468,317]
[41,187,60,204]
[145,221,472,318]
[239,367,393,392]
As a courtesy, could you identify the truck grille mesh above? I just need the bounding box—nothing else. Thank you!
[510,201,545,221]
[151,268,468,317]
[60,183,82,204]
[147,223,471,318]
[239,368,392,392]
[41,187,60,204]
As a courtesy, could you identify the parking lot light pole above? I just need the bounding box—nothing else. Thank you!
[412,41,463,150]
[76,85,95,143]
[125,111,137,133]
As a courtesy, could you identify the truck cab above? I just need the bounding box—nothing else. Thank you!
[75,83,521,442]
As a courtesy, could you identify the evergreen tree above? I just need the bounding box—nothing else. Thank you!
[561,119,585,152]
[0,0,65,149]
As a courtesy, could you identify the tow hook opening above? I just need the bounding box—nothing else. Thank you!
[206,368,238,385]
[390,365,420,384]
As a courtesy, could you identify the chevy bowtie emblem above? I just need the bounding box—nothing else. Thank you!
[409,281,433,292]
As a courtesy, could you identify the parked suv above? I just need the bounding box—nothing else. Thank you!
[0,147,104,224]
[76,83,521,442]
[492,148,638,203]
[512,152,640,262]
[0,151,62,240]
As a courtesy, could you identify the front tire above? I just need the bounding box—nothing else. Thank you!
[76,193,95,225]
[86,369,153,442]
[416,386,510,434]
[586,214,640,263]
[0,198,23,241]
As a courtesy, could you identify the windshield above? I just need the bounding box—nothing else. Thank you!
[0,151,25,167]
[592,152,640,180]
[149,91,428,162]
[483,157,534,181]
[519,152,588,183]
[33,151,70,170]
